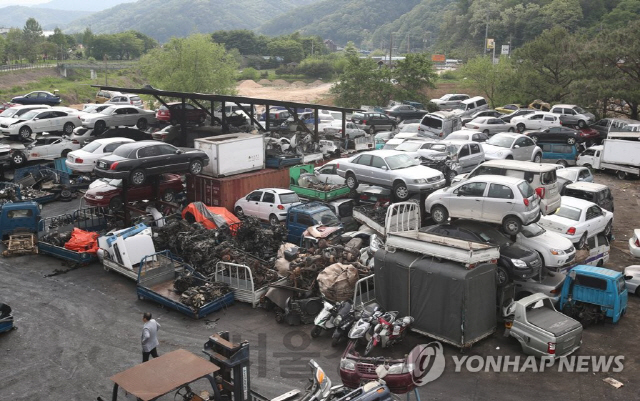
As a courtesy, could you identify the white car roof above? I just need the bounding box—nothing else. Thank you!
[552,104,578,109]
[492,132,523,139]
[93,137,136,145]
[254,188,296,194]
[466,175,526,186]
[560,195,597,209]
[479,159,557,172]
[565,182,608,192]
[358,149,408,157]
[9,104,51,110]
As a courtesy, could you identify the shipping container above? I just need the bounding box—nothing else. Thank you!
[194,133,265,177]
[186,168,291,212]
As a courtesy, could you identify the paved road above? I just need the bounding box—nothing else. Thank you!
[1,175,639,400]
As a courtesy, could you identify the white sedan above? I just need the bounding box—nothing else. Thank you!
[81,105,156,131]
[629,229,640,258]
[0,107,81,139]
[538,196,613,249]
[511,111,561,132]
[65,137,134,173]
[515,223,576,270]
[624,265,640,296]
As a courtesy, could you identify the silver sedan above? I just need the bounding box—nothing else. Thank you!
[464,117,515,135]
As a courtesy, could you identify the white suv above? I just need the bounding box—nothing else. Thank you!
[234,188,302,225]
[549,104,595,128]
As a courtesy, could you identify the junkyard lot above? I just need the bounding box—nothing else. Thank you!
[0,171,639,401]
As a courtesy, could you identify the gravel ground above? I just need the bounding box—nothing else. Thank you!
[0,170,639,401]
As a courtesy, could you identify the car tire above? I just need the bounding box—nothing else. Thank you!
[235,206,244,218]
[507,127,515,132]
[393,181,410,201]
[506,155,514,160]
[161,189,175,202]
[269,214,279,226]
[635,287,640,297]
[533,153,542,163]
[63,122,74,135]
[517,123,525,133]
[483,129,490,135]
[11,151,26,166]
[431,205,449,224]
[616,170,627,180]
[19,126,32,140]
[532,212,541,223]
[189,159,204,175]
[496,265,509,287]
[346,173,359,190]
[447,169,457,183]
[556,160,568,167]
[136,118,148,130]
[95,120,106,132]
[578,232,588,249]
[567,137,576,145]
[130,169,146,186]
[578,120,586,128]
[502,216,522,235]
[604,220,612,237]
[61,149,71,158]
[530,135,538,143]
[109,196,123,211]
[368,125,376,135]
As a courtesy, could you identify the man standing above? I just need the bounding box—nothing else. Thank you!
[141,312,160,362]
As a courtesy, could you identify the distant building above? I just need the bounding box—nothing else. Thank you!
[0,28,10,36]
[324,39,337,52]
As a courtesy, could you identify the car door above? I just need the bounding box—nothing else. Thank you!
[527,114,544,129]
[352,154,372,182]
[316,164,344,185]
[467,143,484,171]
[137,145,164,173]
[482,183,516,222]
[125,107,140,125]
[29,137,48,159]
[448,181,487,219]
[32,111,53,132]
[512,137,529,160]
[244,190,263,217]
[259,191,277,220]
[585,205,607,234]
[487,118,505,135]
[457,144,472,171]
[47,138,64,158]
[369,155,391,185]
[158,143,188,170]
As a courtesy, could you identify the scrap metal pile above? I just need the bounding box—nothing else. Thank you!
[173,273,232,310]
[297,173,344,191]
[353,204,389,226]
[40,231,73,247]
[0,186,19,205]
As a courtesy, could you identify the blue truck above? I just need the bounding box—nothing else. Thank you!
[286,202,343,245]
[0,201,41,241]
[559,265,628,325]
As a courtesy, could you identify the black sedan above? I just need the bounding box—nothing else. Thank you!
[11,91,61,106]
[82,127,150,145]
[94,141,209,185]
[422,220,542,285]
[526,126,589,145]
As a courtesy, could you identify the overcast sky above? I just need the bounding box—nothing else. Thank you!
[0,0,49,5]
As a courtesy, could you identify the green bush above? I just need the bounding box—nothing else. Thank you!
[296,58,335,79]
[238,67,260,81]
[439,70,458,80]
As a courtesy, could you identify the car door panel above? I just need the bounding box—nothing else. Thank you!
[369,156,390,185]
[448,182,487,218]
[259,192,276,220]
[482,183,516,223]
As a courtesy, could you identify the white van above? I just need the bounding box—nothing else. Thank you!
[453,96,489,118]
[418,111,462,138]
[453,159,561,215]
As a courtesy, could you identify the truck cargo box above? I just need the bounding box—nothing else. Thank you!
[602,138,640,167]
[194,133,264,177]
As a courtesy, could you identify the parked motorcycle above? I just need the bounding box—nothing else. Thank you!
[348,303,382,346]
[331,300,355,347]
[365,312,414,356]
[311,299,339,338]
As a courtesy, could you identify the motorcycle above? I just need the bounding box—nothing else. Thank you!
[331,300,355,347]
[365,312,414,356]
[348,303,382,346]
[302,360,394,401]
[311,299,339,338]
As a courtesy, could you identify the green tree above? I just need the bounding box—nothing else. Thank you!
[296,58,335,79]
[139,34,238,94]
[0,35,5,64]
[82,28,94,57]
[602,0,640,29]
[461,56,518,107]
[331,57,394,108]
[22,18,43,62]
[212,29,263,55]
[267,39,304,63]
[392,53,438,104]
[344,41,358,58]
[114,32,144,59]
[5,28,23,63]
[512,27,582,102]
[541,0,584,31]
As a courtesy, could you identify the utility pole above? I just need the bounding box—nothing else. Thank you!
[103,54,107,85]
[407,34,410,54]
[483,10,489,55]
[389,33,394,68]
[311,40,314,56]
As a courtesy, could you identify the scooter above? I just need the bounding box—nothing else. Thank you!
[366,312,414,356]
[348,303,382,346]
[311,299,339,338]
[302,360,394,401]
[331,300,355,347]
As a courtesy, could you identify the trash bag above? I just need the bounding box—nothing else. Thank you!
[275,243,299,275]
[64,228,99,254]
[317,263,359,302]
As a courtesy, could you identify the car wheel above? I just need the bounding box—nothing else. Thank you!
[235,206,244,218]
[311,326,322,338]
[482,129,490,135]
[269,214,279,226]
[368,125,376,135]
[508,127,515,132]
[170,118,178,126]
[19,126,32,140]
[109,196,123,211]
[130,169,146,186]
[533,153,542,163]
[95,120,106,132]
[11,152,26,166]
[502,216,522,235]
[578,120,586,128]
[346,173,359,190]
[393,181,410,201]
[556,160,568,167]
[567,137,576,145]
[136,118,148,130]
[578,232,588,249]
[198,115,206,124]
[161,189,175,202]
[636,287,640,297]
[189,159,204,175]
[431,205,449,224]
[496,265,509,286]
[506,155,514,160]
[604,220,612,237]
[448,169,457,183]
[616,170,627,180]
[63,122,74,135]
[530,135,538,143]
[517,123,525,133]
[61,149,71,158]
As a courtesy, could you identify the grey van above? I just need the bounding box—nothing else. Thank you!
[418,111,462,138]
[452,96,489,118]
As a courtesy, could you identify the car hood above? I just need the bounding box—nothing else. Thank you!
[86,183,120,194]
[501,243,537,259]
[482,144,509,155]
[528,231,574,250]
[624,265,640,276]
[420,149,447,159]
[394,165,442,179]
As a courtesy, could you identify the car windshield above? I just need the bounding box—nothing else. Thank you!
[382,143,398,150]
[521,223,546,238]
[279,193,300,204]
[446,133,467,140]
[486,135,514,148]
[399,124,419,133]
[101,106,116,115]
[311,210,340,226]
[555,205,582,221]
[0,108,18,117]
[385,154,418,169]
[446,144,460,155]
[558,169,578,181]
[464,225,509,245]
[573,106,586,114]
[99,178,122,187]
[82,142,102,153]
[396,142,422,152]
[20,110,39,120]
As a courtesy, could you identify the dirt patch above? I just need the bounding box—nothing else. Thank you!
[310,80,325,87]
[271,79,290,87]
[0,68,59,91]
[257,79,272,85]
[237,81,334,104]
[291,81,307,88]
[425,81,481,101]
[237,80,263,89]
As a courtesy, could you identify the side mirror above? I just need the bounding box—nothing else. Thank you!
[514,145,520,149]
[175,149,182,154]
[380,165,388,170]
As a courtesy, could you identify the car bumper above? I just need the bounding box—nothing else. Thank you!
[546,252,576,268]
[541,198,561,215]
[94,169,128,179]
[81,120,96,128]
[65,160,94,173]
[408,178,447,192]
[1,130,17,137]
[629,238,640,258]
[83,196,109,207]
[340,368,415,394]
[521,208,541,225]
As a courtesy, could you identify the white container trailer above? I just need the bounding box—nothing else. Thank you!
[194,133,265,177]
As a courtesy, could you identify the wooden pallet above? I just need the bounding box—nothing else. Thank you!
[2,233,38,257]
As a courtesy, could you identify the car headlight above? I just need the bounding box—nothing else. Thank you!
[511,259,528,268]
[414,179,427,184]
[340,358,356,371]
[387,363,411,374]
[95,195,104,200]
[550,248,565,256]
